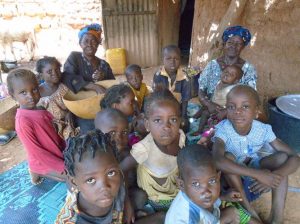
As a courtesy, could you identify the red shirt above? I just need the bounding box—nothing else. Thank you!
[15,109,65,174]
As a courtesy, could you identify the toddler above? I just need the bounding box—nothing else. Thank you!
[121,88,186,213]
[100,83,135,118]
[213,85,300,223]
[194,65,243,135]
[153,45,193,130]
[125,64,149,110]
[56,130,127,223]
[166,144,243,224]
[7,68,66,184]
[36,56,78,139]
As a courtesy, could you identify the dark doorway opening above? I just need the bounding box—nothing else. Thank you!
[178,0,195,65]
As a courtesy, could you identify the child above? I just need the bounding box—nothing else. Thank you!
[153,45,193,130]
[166,144,243,224]
[36,56,78,139]
[121,88,186,213]
[212,85,300,223]
[95,108,130,162]
[56,130,127,223]
[125,64,149,110]
[7,68,66,184]
[194,65,243,135]
[100,83,135,118]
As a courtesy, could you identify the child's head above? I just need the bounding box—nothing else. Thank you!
[7,68,40,110]
[162,45,181,74]
[100,84,135,117]
[144,88,181,146]
[95,108,129,152]
[125,64,143,91]
[36,56,62,85]
[226,85,260,133]
[64,130,122,211]
[177,144,220,210]
[221,65,243,85]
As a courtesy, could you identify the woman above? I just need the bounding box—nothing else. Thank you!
[198,25,257,113]
[63,23,115,134]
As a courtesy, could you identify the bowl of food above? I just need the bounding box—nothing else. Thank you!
[63,80,119,119]
[0,97,19,134]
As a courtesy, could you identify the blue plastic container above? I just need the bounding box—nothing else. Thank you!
[268,99,300,153]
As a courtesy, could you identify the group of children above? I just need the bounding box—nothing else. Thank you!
[6,43,300,224]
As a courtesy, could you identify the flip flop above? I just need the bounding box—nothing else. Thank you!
[0,131,17,146]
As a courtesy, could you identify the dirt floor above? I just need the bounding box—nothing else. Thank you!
[1,64,300,223]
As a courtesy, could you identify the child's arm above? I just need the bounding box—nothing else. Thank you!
[213,137,282,188]
[120,154,138,173]
[269,138,300,176]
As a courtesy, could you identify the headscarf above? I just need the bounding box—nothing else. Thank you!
[222,25,251,46]
[78,23,102,43]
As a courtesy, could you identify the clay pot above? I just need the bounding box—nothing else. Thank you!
[63,80,119,119]
[0,97,18,134]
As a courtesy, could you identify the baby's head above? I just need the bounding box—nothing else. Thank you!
[125,64,143,91]
[100,83,135,117]
[226,85,260,133]
[7,68,40,110]
[64,130,122,212]
[144,88,181,147]
[95,108,129,153]
[221,65,243,85]
[177,144,220,210]
[36,56,62,85]
[162,45,181,74]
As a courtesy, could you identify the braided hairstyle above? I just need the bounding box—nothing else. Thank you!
[144,87,180,118]
[100,83,133,109]
[36,56,61,74]
[64,129,114,177]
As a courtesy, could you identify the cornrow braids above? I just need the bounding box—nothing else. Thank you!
[144,87,180,118]
[100,83,133,109]
[64,129,114,177]
[36,56,61,74]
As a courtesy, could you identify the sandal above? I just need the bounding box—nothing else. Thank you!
[0,131,17,146]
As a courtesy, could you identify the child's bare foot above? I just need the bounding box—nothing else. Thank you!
[29,170,45,185]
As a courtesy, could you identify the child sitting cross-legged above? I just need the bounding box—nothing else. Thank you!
[121,88,185,220]
[166,144,258,224]
[7,68,66,184]
[212,85,300,223]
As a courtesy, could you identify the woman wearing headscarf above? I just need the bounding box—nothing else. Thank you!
[198,25,257,113]
[63,23,115,94]
[63,23,115,134]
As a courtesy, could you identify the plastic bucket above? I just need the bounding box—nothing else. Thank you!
[106,48,126,75]
[268,99,300,152]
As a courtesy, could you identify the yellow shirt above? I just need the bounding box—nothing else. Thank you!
[129,82,149,109]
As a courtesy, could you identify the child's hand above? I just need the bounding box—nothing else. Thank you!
[249,181,271,195]
[220,206,239,224]
[124,196,135,224]
[255,169,283,189]
[222,189,242,202]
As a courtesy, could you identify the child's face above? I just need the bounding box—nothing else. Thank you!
[97,118,129,152]
[221,66,240,84]
[226,91,258,134]
[127,71,143,90]
[145,101,180,147]
[163,50,181,74]
[42,62,61,85]
[113,91,135,117]
[179,164,220,211]
[12,78,40,109]
[71,151,121,211]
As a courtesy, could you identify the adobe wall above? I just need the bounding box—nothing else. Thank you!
[190,0,300,102]
[0,0,103,62]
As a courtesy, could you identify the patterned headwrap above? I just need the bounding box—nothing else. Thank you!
[222,25,251,46]
[78,23,102,43]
